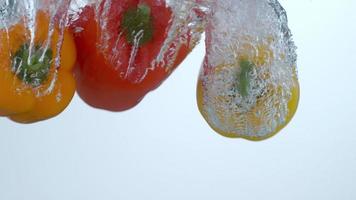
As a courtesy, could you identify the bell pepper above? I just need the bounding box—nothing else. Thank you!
[197,39,300,141]
[71,0,197,111]
[0,11,77,123]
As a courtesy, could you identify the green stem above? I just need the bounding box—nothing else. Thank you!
[121,4,153,46]
[237,59,254,98]
[12,44,53,87]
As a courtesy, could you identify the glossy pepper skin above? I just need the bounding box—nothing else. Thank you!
[72,0,193,111]
[0,11,77,123]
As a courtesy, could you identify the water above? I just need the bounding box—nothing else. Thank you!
[198,0,299,139]
[1,0,298,134]
[1,0,211,92]
[0,0,72,98]
[69,0,211,83]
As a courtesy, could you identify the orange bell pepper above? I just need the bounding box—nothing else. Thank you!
[0,11,76,123]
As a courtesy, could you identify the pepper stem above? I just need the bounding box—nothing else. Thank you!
[237,59,254,98]
[12,44,53,87]
[122,4,153,46]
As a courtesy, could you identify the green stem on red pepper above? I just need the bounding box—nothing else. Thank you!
[122,4,153,46]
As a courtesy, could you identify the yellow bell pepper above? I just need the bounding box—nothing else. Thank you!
[0,11,76,123]
[197,38,300,141]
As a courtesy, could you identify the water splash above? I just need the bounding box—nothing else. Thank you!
[0,0,72,98]
[198,0,299,140]
[69,0,212,83]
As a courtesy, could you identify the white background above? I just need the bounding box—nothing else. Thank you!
[1,0,356,199]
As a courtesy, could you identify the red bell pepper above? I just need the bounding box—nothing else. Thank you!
[71,0,197,111]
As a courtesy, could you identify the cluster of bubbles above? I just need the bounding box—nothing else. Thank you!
[198,0,299,140]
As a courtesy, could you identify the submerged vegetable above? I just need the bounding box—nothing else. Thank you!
[196,0,299,141]
[197,41,299,140]
[71,0,202,111]
[0,11,77,123]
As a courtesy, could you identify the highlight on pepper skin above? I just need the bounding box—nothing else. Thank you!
[71,0,205,112]
[0,11,77,124]
[197,38,300,141]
